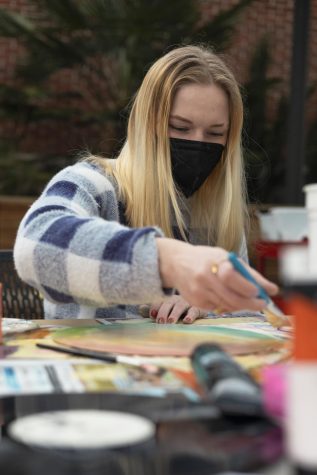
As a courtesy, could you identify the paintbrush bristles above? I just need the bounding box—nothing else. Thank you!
[263,308,290,329]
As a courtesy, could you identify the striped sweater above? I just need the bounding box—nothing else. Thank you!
[14,161,248,319]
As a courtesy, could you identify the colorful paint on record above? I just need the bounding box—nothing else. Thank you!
[53,321,286,357]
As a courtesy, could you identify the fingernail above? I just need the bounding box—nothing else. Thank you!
[158,318,165,324]
[151,310,158,318]
[167,317,175,324]
[183,317,192,324]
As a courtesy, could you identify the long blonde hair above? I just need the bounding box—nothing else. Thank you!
[95,45,247,252]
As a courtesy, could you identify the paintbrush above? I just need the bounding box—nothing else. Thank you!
[228,252,289,328]
[36,342,163,374]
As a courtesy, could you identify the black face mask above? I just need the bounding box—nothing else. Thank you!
[170,137,224,198]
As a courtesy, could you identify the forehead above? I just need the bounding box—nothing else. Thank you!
[170,82,229,123]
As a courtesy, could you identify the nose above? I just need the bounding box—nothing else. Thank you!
[189,130,205,142]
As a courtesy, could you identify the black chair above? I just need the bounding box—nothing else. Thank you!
[0,250,44,320]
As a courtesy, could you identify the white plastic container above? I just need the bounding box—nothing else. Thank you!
[304,184,317,273]
[270,207,308,241]
[256,211,280,241]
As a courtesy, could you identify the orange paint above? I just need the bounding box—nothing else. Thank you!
[287,294,317,361]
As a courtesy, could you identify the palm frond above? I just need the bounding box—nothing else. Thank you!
[0,0,256,195]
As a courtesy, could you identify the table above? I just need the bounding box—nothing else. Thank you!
[0,317,286,474]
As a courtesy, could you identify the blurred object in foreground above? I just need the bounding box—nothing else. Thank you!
[281,241,317,474]
[258,207,307,242]
[253,206,308,301]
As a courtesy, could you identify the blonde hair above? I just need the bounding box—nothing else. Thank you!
[95,45,248,252]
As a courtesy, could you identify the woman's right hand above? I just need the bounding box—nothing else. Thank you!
[156,238,278,314]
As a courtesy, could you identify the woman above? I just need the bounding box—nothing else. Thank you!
[14,45,277,322]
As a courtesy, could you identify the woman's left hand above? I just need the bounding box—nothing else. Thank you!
[148,295,207,324]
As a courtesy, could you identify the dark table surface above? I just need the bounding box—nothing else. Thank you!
[0,391,284,475]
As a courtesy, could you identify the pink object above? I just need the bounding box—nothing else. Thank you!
[0,282,2,343]
[262,364,286,422]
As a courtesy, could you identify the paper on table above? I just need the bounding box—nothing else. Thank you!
[0,359,199,400]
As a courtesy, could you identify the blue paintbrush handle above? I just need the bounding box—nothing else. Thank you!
[227,252,269,303]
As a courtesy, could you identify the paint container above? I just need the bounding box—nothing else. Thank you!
[281,245,317,474]
[191,343,264,418]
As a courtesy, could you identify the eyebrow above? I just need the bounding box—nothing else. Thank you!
[170,115,192,124]
[169,115,227,128]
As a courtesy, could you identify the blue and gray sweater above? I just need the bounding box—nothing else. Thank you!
[14,161,248,319]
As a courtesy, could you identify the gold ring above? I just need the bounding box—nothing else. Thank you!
[212,307,223,315]
[211,258,228,275]
[211,263,219,275]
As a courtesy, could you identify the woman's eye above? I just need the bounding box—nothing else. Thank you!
[208,132,224,137]
[169,125,189,132]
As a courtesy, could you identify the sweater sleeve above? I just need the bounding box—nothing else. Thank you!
[14,162,169,307]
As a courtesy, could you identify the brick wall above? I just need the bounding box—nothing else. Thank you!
[0,0,111,156]
[0,0,316,155]
[202,0,317,120]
